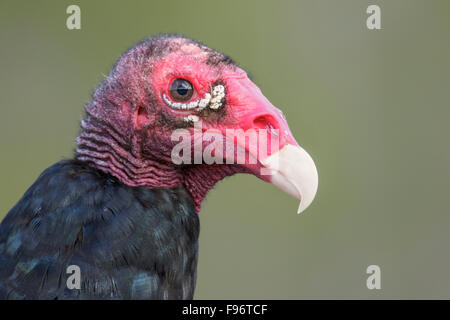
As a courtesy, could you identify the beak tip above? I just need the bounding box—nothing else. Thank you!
[262,144,318,215]
[297,199,304,214]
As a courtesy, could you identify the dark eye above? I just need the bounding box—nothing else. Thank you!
[169,78,194,102]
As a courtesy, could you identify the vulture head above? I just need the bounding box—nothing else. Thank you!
[76,34,318,213]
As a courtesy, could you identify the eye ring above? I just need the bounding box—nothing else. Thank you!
[169,78,194,102]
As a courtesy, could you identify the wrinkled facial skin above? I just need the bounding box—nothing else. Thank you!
[137,39,293,169]
[120,38,239,161]
[151,46,234,125]
[140,40,239,129]
[81,35,318,213]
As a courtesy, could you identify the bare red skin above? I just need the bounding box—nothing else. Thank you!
[76,35,297,212]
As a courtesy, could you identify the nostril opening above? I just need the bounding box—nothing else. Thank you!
[253,115,279,135]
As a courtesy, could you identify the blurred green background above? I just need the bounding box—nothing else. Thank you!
[0,0,449,299]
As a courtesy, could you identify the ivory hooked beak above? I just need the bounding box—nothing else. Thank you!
[261,144,319,214]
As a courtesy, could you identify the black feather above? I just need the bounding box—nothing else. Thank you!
[0,160,199,299]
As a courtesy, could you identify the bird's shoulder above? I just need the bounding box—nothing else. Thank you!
[0,160,199,299]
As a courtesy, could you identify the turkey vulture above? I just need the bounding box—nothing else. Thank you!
[0,34,318,299]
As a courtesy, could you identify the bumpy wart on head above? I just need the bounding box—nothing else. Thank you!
[75,34,319,215]
[75,35,246,211]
